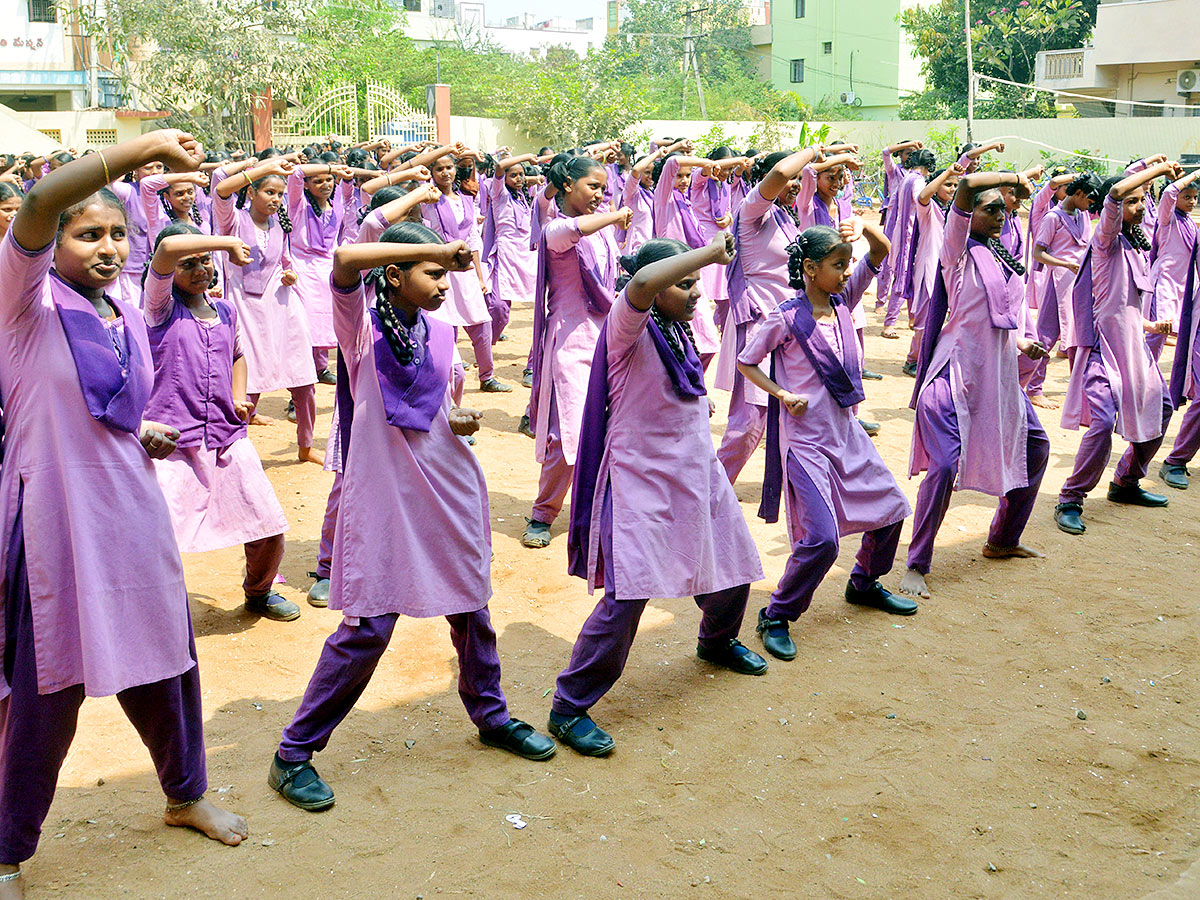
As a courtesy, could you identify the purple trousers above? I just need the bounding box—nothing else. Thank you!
[488,289,512,341]
[1018,351,1048,397]
[716,323,768,484]
[458,323,495,383]
[1164,400,1200,467]
[1058,350,1172,504]
[316,471,343,581]
[766,454,903,622]
[277,607,510,762]
[244,533,285,597]
[313,347,329,374]
[907,369,1050,574]
[551,492,749,717]
[0,500,207,865]
[531,391,572,525]
[249,384,316,449]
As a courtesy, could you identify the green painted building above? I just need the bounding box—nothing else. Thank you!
[752,0,916,120]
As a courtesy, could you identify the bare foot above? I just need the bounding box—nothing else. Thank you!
[981,542,1044,560]
[899,567,931,599]
[0,864,22,900]
[881,326,899,339]
[298,446,325,465]
[250,414,278,426]
[164,797,248,846]
[1029,393,1059,410]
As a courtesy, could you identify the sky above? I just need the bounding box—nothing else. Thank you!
[479,0,606,24]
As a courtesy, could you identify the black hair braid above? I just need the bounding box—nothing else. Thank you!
[234,186,249,210]
[785,239,806,291]
[1126,224,1151,252]
[650,305,696,363]
[276,206,293,234]
[987,237,1026,276]
[304,187,325,221]
[369,270,418,365]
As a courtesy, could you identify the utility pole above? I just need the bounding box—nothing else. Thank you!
[681,5,708,119]
[964,0,975,141]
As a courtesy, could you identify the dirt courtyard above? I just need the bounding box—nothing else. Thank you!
[24,267,1200,900]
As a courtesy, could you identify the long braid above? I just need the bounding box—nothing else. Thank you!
[650,306,695,362]
[369,269,418,365]
[304,186,325,221]
[276,206,293,234]
[1125,223,1151,252]
[987,237,1026,277]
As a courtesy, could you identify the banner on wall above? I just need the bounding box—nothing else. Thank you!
[0,22,65,67]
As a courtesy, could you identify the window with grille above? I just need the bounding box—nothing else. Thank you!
[790,58,804,83]
[794,0,804,17]
[85,129,118,146]
[39,129,62,143]
[823,41,832,54]
[403,0,421,10]
[28,0,56,22]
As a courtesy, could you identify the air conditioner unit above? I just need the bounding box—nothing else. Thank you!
[1177,68,1200,94]
[840,91,855,104]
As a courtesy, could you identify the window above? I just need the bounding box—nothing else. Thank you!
[794,0,804,18]
[85,129,118,146]
[790,58,804,83]
[823,41,832,54]
[1131,100,1163,118]
[402,0,421,10]
[28,0,56,22]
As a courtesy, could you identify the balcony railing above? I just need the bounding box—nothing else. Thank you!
[1043,49,1085,79]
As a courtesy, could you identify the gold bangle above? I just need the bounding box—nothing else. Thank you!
[98,151,110,185]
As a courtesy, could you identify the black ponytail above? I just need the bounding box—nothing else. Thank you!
[785,226,846,290]
[547,156,603,202]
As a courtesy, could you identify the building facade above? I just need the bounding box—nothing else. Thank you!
[396,0,607,57]
[751,0,913,120]
[1034,0,1200,117]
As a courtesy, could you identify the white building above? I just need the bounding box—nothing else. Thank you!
[397,0,607,57]
[1034,0,1200,117]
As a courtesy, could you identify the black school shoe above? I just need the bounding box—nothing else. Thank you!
[844,580,918,615]
[548,712,616,757]
[1159,463,1190,490]
[317,368,337,386]
[756,608,797,661]
[696,639,768,675]
[861,368,884,381]
[1054,502,1085,535]
[268,753,335,811]
[479,377,513,393]
[858,418,881,436]
[1106,480,1169,507]
[245,591,301,621]
[479,718,557,760]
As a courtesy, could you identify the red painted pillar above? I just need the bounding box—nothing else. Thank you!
[253,87,273,152]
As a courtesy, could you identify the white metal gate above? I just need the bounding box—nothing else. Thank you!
[272,82,436,148]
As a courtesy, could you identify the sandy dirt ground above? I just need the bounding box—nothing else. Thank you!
[22,250,1200,900]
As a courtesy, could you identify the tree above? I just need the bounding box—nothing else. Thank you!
[76,0,354,146]
[899,0,1098,119]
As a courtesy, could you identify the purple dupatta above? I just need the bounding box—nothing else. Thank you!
[52,270,151,434]
[759,293,864,523]
[336,306,453,465]
[566,310,706,582]
[1169,241,1199,408]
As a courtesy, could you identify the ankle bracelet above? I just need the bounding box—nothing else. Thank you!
[166,795,204,811]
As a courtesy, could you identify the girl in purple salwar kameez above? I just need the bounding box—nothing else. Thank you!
[269,225,555,813]
[0,130,249,897]
[549,234,766,758]
[901,170,1051,600]
[737,221,914,662]
[1054,162,1179,535]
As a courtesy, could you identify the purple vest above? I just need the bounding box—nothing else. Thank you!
[144,297,247,450]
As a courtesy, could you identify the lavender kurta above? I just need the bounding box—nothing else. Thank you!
[622,176,654,253]
[0,233,193,697]
[1033,206,1091,348]
[740,260,910,542]
[653,156,719,354]
[330,277,491,618]
[1150,183,1198,331]
[690,168,731,304]
[796,165,862,331]
[534,218,619,467]
[143,269,288,553]
[1024,180,1057,305]
[487,177,536,308]
[910,205,1030,497]
[421,191,489,327]
[287,168,356,348]
[1062,195,1164,442]
[109,179,152,309]
[715,187,797,401]
[580,292,763,598]
[211,169,315,394]
[911,199,947,327]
